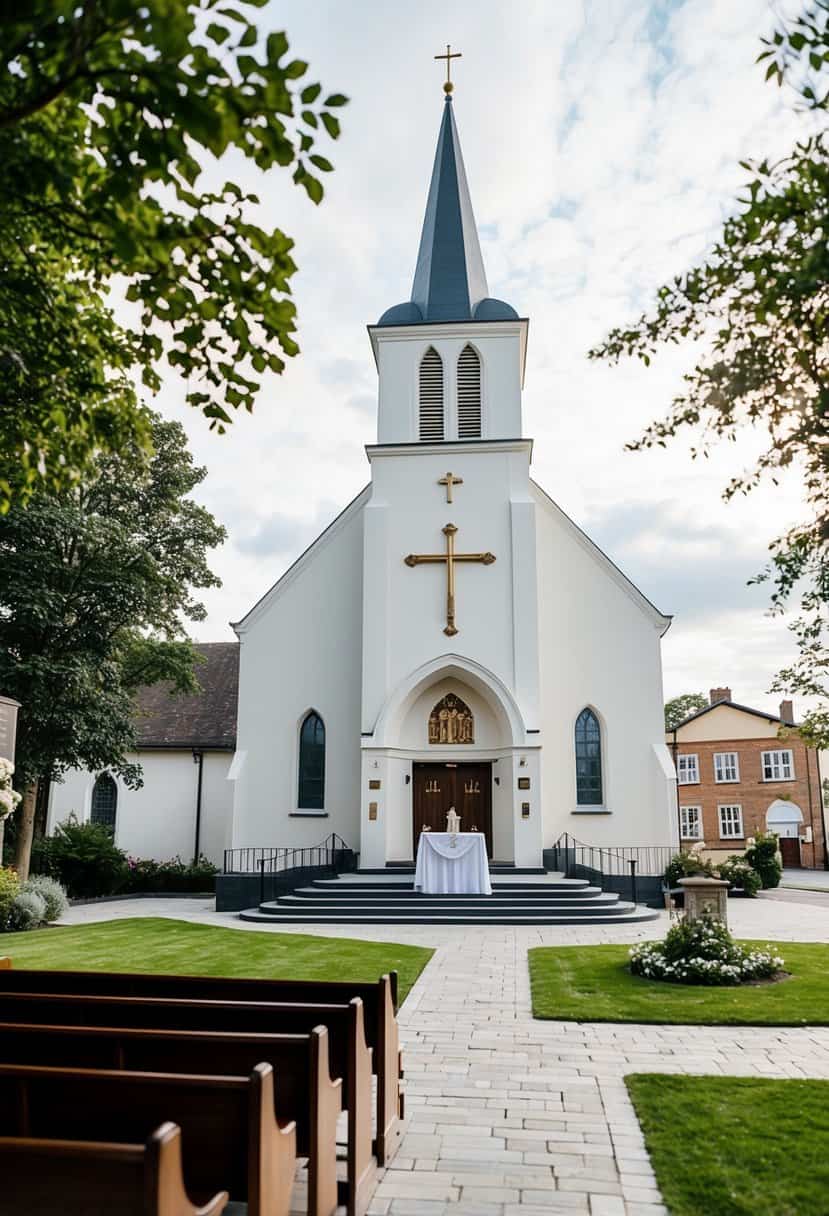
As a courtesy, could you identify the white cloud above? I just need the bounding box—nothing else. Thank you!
[150,0,813,718]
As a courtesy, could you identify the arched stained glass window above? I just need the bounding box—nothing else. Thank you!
[575,709,603,806]
[457,344,482,438]
[419,347,444,440]
[90,772,118,831]
[298,711,325,810]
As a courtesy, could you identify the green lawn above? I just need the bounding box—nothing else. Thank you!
[529,942,829,1024]
[627,1076,829,1216]
[0,917,433,1002]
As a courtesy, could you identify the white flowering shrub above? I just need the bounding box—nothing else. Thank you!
[23,874,68,922]
[7,890,46,932]
[630,914,784,986]
[0,757,21,822]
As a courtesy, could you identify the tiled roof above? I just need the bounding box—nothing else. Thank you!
[672,699,794,731]
[133,642,239,750]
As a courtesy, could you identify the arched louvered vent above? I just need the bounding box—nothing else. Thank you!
[457,344,482,438]
[419,347,444,441]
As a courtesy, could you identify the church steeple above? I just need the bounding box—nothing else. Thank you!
[377,96,518,327]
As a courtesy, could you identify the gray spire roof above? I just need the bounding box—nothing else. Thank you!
[377,97,517,327]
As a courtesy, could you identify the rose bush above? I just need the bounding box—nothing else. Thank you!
[630,915,784,986]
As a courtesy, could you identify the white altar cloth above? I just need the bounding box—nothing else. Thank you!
[414,832,492,895]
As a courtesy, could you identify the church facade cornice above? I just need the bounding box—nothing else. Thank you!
[366,437,533,461]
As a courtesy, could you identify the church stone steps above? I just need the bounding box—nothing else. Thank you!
[239,906,658,926]
[238,870,659,925]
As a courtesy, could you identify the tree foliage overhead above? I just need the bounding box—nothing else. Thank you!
[0,1,346,504]
[0,412,225,790]
[590,2,829,747]
[664,693,709,731]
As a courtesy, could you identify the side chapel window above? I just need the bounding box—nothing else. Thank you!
[575,708,603,805]
[457,344,482,438]
[419,347,444,440]
[90,772,118,831]
[298,711,325,809]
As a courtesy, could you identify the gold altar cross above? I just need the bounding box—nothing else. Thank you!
[435,44,462,94]
[404,522,495,637]
[438,471,463,503]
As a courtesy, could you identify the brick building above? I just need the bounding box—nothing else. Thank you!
[667,688,828,870]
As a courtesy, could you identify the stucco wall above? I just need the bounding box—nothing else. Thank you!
[230,496,365,851]
[47,750,233,866]
[534,486,677,849]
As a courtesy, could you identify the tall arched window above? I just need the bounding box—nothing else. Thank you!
[298,711,325,810]
[457,344,482,438]
[575,709,603,806]
[90,772,118,831]
[419,347,444,441]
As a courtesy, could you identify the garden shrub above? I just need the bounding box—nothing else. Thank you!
[717,856,762,898]
[36,817,128,898]
[123,854,219,894]
[663,848,716,888]
[0,867,20,930]
[23,874,69,921]
[630,914,783,985]
[7,890,47,932]
[745,831,783,889]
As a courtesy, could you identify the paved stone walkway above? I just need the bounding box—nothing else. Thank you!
[57,896,829,1216]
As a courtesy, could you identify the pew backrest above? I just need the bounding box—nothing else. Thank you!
[0,1061,295,1215]
[0,1122,228,1216]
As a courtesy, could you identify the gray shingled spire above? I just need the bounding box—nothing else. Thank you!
[377,97,517,327]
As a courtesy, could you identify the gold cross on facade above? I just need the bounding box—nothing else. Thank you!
[438,471,463,503]
[435,44,462,94]
[404,522,495,636]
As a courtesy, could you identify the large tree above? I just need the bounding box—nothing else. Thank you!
[0,2,346,506]
[664,693,708,731]
[0,412,225,878]
[590,3,829,747]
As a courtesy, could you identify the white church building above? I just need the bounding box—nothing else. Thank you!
[47,94,678,872]
[228,93,678,870]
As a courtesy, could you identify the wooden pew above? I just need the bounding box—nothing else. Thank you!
[0,1122,227,1216]
[0,991,374,1216]
[0,1061,294,1216]
[0,1022,341,1216]
[0,966,403,1164]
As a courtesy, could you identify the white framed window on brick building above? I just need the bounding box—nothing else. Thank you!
[718,804,744,839]
[680,805,702,840]
[761,749,794,781]
[677,754,699,784]
[713,751,740,783]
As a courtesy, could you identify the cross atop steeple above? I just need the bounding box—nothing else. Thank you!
[434,44,462,94]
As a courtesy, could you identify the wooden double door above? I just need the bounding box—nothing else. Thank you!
[412,762,493,857]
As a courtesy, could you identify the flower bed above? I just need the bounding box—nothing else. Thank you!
[630,915,784,986]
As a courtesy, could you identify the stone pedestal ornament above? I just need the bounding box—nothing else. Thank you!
[678,876,730,927]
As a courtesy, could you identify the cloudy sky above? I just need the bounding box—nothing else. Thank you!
[157,0,811,716]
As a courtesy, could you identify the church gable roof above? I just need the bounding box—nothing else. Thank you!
[133,642,239,749]
[530,480,672,633]
[377,97,517,327]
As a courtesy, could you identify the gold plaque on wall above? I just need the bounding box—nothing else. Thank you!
[518,777,531,790]
[369,779,381,790]
[368,802,378,820]
[521,802,530,818]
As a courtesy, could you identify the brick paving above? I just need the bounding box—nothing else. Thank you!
[60,895,829,1216]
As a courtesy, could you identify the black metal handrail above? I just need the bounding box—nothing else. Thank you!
[224,834,354,906]
[550,833,675,906]
[223,834,351,875]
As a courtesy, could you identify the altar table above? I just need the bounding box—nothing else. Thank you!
[414,832,492,895]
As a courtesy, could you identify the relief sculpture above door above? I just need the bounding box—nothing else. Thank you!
[428,693,474,744]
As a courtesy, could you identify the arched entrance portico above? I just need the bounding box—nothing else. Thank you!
[359,656,542,870]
